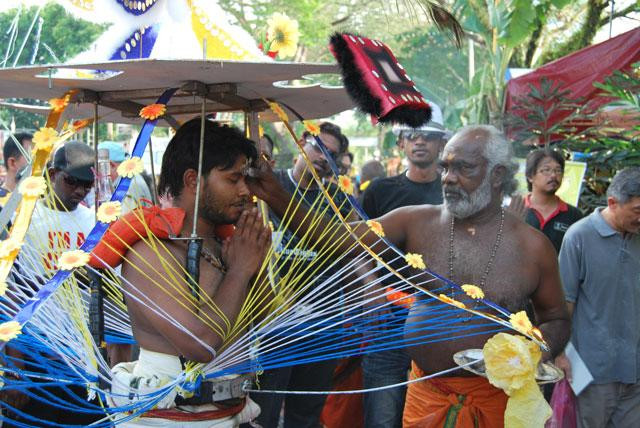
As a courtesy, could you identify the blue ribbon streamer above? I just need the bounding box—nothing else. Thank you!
[8,87,177,334]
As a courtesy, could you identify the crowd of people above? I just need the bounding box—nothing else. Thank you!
[0,101,638,428]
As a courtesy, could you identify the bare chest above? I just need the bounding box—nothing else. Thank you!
[166,241,225,298]
[405,223,537,312]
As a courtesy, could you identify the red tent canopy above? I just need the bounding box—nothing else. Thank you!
[505,28,640,127]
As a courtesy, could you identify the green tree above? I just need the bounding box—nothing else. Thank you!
[394,28,476,129]
[448,0,575,124]
[540,0,640,64]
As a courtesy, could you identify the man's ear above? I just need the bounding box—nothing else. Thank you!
[183,168,199,194]
[6,157,16,170]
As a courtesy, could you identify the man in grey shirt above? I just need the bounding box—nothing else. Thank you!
[557,167,640,427]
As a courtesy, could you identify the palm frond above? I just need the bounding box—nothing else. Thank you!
[401,0,464,48]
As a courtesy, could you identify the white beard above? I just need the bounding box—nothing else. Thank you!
[444,175,493,219]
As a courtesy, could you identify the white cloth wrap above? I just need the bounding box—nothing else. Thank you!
[109,348,260,427]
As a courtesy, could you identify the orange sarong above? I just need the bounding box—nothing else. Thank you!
[403,362,507,428]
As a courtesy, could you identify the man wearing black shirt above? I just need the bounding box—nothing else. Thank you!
[524,149,582,253]
[360,110,447,428]
[252,122,351,428]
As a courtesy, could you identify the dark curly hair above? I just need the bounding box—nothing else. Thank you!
[158,118,257,199]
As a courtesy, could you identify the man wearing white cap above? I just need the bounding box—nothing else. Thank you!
[360,102,448,428]
[98,141,152,212]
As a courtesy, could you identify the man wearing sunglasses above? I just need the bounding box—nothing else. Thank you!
[10,141,101,426]
[359,103,448,428]
[22,141,96,277]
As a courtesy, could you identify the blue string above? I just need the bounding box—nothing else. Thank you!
[5,87,177,340]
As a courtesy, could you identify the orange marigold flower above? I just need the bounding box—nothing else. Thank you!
[49,97,68,113]
[405,252,426,270]
[19,177,47,199]
[58,249,90,271]
[139,103,166,120]
[386,287,415,308]
[338,175,354,195]
[509,311,534,335]
[0,321,22,342]
[438,294,467,309]
[303,120,320,136]
[97,201,122,223]
[366,220,385,237]
[72,119,92,131]
[461,284,485,300]
[117,157,144,178]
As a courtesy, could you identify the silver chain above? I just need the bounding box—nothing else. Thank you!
[448,208,505,289]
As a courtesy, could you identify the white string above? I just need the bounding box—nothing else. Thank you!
[245,358,481,395]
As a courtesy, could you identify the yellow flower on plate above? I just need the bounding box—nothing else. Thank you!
[303,120,320,136]
[405,252,426,270]
[461,284,485,300]
[117,157,144,178]
[438,293,466,309]
[366,220,385,237]
[267,12,299,58]
[32,127,58,152]
[268,102,289,123]
[483,332,553,428]
[49,97,68,113]
[0,321,22,342]
[338,175,354,195]
[139,103,166,120]
[97,201,122,223]
[58,249,90,270]
[510,310,534,335]
[0,238,22,259]
[483,333,540,395]
[19,176,47,199]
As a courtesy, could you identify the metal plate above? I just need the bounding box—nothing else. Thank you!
[453,348,564,385]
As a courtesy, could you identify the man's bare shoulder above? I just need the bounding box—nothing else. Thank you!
[507,212,557,261]
[123,239,183,281]
[381,203,443,223]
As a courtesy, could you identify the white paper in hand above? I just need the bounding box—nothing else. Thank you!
[565,342,593,395]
